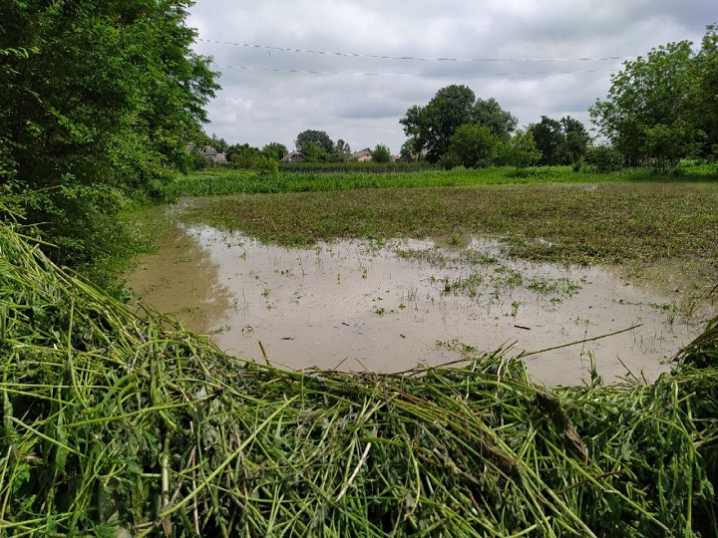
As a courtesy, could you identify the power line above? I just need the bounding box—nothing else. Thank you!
[212,63,618,78]
[198,38,632,64]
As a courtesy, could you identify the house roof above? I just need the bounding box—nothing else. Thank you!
[280,151,305,162]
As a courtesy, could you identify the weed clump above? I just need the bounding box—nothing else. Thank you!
[2,216,718,536]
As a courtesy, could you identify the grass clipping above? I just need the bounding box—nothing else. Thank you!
[2,220,718,537]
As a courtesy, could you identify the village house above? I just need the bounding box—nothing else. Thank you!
[198,145,227,163]
[351,148,372,162]
[280,151,306,163]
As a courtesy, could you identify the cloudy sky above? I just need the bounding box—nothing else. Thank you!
[188,1,715,154]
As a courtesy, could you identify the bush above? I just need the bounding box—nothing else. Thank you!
[371,144,392,164]
[585,146,625,172]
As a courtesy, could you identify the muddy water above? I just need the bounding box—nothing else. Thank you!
[125,216,715,386]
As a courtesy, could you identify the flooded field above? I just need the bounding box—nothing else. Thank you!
[125,204,716,386]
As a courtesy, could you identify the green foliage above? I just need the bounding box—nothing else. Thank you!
[371,143,392,163]
[499,130,542,169]
[164,165,636,199]
[300,141,332,162]
[529,116,591,166]
[261,141,288,161]
[439,151,462,170]
[400,85,516,163]
[0,0,219,271]
[400,85,477,162]
[399,139,419,162]
[471,97,518,138]
[585,145,625,172]
[448,124,501,168]
[226,143,266,169]
[591,24,718,168]
[295,129,335,154]
[333,139,352,162]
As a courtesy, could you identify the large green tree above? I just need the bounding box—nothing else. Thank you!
[0,0,219,269]
[400,85,476,162]
[400,85,516,163]
[295,130,334,154]
[591,24,718,167]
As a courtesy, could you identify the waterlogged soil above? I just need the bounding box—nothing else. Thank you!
[126,210,716,386]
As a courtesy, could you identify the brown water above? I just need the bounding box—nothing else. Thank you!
[126,212,715,386]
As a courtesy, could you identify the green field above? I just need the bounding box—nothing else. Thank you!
[164,164,718,198]
[171,175,718,268]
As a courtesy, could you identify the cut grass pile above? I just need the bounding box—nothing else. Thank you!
[179,182,718,264]
[3,211,718,536]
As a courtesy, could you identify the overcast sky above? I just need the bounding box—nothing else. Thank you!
[187,1,715,154]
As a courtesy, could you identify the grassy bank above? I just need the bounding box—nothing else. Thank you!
[3,214,718,536]
[177,182,718,265]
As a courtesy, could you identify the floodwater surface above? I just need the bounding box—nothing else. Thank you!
[126,211,715,386]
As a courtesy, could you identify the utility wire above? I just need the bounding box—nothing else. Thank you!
[198,37,633,63]
[212,63,618,78]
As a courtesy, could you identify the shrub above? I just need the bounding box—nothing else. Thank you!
[585,145,624,172]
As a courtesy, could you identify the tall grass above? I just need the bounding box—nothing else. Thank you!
[2,212,718,536]
[165,165,718,198]
[164,167,610,197]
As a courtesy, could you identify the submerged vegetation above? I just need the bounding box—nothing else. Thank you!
[3,215,718,536]
[175,180,718,265]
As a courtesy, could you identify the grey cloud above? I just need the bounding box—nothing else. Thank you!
[189,1,715,152]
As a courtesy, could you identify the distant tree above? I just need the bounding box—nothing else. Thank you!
[400,85,517,163]
[301,141,331,162]
[371,144,392,163]
[529,117,563,166]
[584,145,624,172]
[400,85,476,162]
[331,139,352,162]
[500,130,542,170]
[226,143,258,163]
[472,98,518,139]
[560,116,591,164]
[261,142,288,161]
[400,139,418,162]
[447,124,500,168]
[295,130,334,154]
[211,134,229,153]
[529,116,590,166]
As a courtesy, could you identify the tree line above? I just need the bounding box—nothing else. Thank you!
[199,129,396,168]
[399,85,591,170]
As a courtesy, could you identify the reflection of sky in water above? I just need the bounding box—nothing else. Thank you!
[131,223,709,387]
